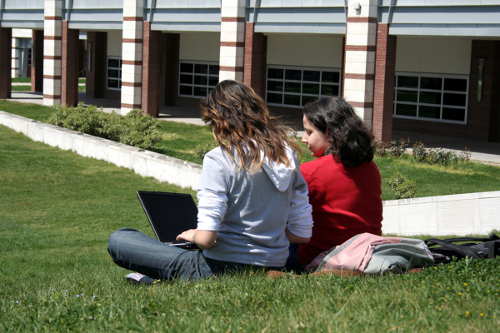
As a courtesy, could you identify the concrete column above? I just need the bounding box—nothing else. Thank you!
[11,37,20,78]
[219,0,245,82]
[0,25,12,99]
[142,22,161,117]
[43,0,63,106]
[372,23,397,143]
[243,22,267,97]
[121,0,144,114]
[343,0,378,129]
[61,21,79,107]
[31,30,44,92]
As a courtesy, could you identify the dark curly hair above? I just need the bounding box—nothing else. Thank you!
[200,80,301,171]
[303,96,374,167]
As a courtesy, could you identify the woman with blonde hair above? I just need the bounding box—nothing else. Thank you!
[108,80,313,281]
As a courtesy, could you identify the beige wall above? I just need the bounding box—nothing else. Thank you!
[267,34,343,68]
[107,30,122,57]
[179,32,220,62]
[396,37,472,75]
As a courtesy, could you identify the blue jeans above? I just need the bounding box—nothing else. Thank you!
[284,243,306,274]
[108,228,271,281]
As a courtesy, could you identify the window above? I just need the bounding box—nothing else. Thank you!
[107,57,122,90]
[394,73,468,123]
[179,62,219,98]
[266,66,341,108]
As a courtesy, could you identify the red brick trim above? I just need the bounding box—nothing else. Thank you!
[122,60,142,66]
[43,56,62,60]
[347,17,377,24]
[220,66,244,72]
[43,75,62,79]
[121,81,142,87]
[122,38,143,44]
[44,16,62,21]
[121,103,142,109]
[44,36,62,40]
[123,17,143,21]
[11,67,19,70]
[344,73,375,80]
[345,45,376,52]
[43,94,62,99]
[221,41,245,47]
[221,17,245,22]
[349,101,374,109]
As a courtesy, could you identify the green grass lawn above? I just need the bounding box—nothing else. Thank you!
[1,124,499,332]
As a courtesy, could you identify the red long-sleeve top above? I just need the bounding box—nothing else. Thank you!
[297,155,383,267]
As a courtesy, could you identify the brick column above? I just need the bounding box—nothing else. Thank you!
[343,0,378,129]
[0,25,12,99]
[162,33,179,107]
[142,22,161,117]
[31,30,44,92]
[85,32,107,99]
[43,0,63,106]
[61,21,79,107]
[11,37,20,78]
[244,22,267,97]
[121,0,144,114]
[219,0,245,82]
[372,23,397,143]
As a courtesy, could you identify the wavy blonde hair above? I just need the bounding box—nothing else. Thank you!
[200,80,301,171]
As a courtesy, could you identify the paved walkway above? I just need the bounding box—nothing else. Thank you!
[6,91,500,165]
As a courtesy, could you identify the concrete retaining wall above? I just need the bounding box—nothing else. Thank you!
[1,110,499,236]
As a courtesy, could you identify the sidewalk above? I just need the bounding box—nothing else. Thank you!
[6,90,500,165]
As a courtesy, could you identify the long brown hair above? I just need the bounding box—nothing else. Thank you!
[200,80,301,171]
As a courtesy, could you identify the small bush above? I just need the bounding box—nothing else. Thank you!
[194,141,219,159]
[48,103,163,150]
[390,137,410,158]
[374,141,390,157]
[387,171,416,199]
[412,141,428,163]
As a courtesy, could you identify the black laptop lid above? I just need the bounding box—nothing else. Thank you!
[137,191,198,243]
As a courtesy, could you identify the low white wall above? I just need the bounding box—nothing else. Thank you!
[1,111,499,236]
[0,111,202,191]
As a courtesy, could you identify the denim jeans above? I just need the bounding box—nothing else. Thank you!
[284,243,306,274]
[108,228,271,281]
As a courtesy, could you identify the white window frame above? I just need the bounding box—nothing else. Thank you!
[393,72,469,124]
[107,57,122,91]
[265,65,342,108]
[178,61,219,98]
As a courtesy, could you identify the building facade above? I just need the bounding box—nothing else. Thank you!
[2,0,500,142]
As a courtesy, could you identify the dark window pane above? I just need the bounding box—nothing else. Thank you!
[107,79,119,88]
[180,63,193,73]
[442,108,466,121]
[267,80,283,92]
[419,105,440,119]
[193,86,208,97]
[179,85,192,95]
[302,83,320,95]
[302,95,317,106]
[322,71,340,83]
[284,94,301,106]
[267,93,283,104]
[108,59,120,68]
[209,65,219,75]
[194,75,208,85]
[397,90,418,103]
[397,76,418,88]
[180,74,192,84]
[321,84,338,96]
[303,71,320,82]
[285,69,301,81]
[395,104,417,117]
[267,68,283,80]
[208,76,219,86]
[420,77,442,90]
[443,93,466,107]
[284,82,301,93]
[194,64,208,74]
[108,69,119,78]
[444,78,467,92]
[420,91,441,104]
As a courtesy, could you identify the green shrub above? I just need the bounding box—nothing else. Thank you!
[412,141,428,163]
[390,137,410,158]
[48,103,162,150]
[387,171,416,199]
[194,141,219,159]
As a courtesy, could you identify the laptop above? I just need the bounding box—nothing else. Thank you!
[137,191,199,249]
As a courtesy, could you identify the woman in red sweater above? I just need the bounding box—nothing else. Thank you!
[285,96,383,273]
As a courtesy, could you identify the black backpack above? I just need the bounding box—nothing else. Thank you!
[424,234,500,265]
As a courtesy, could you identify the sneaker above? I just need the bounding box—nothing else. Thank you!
[125,272,154,284]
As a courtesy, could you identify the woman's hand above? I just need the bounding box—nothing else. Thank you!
[176,229,218,249]
[177,229,197,243]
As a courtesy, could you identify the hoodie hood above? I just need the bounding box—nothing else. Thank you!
[261,146,297,192]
